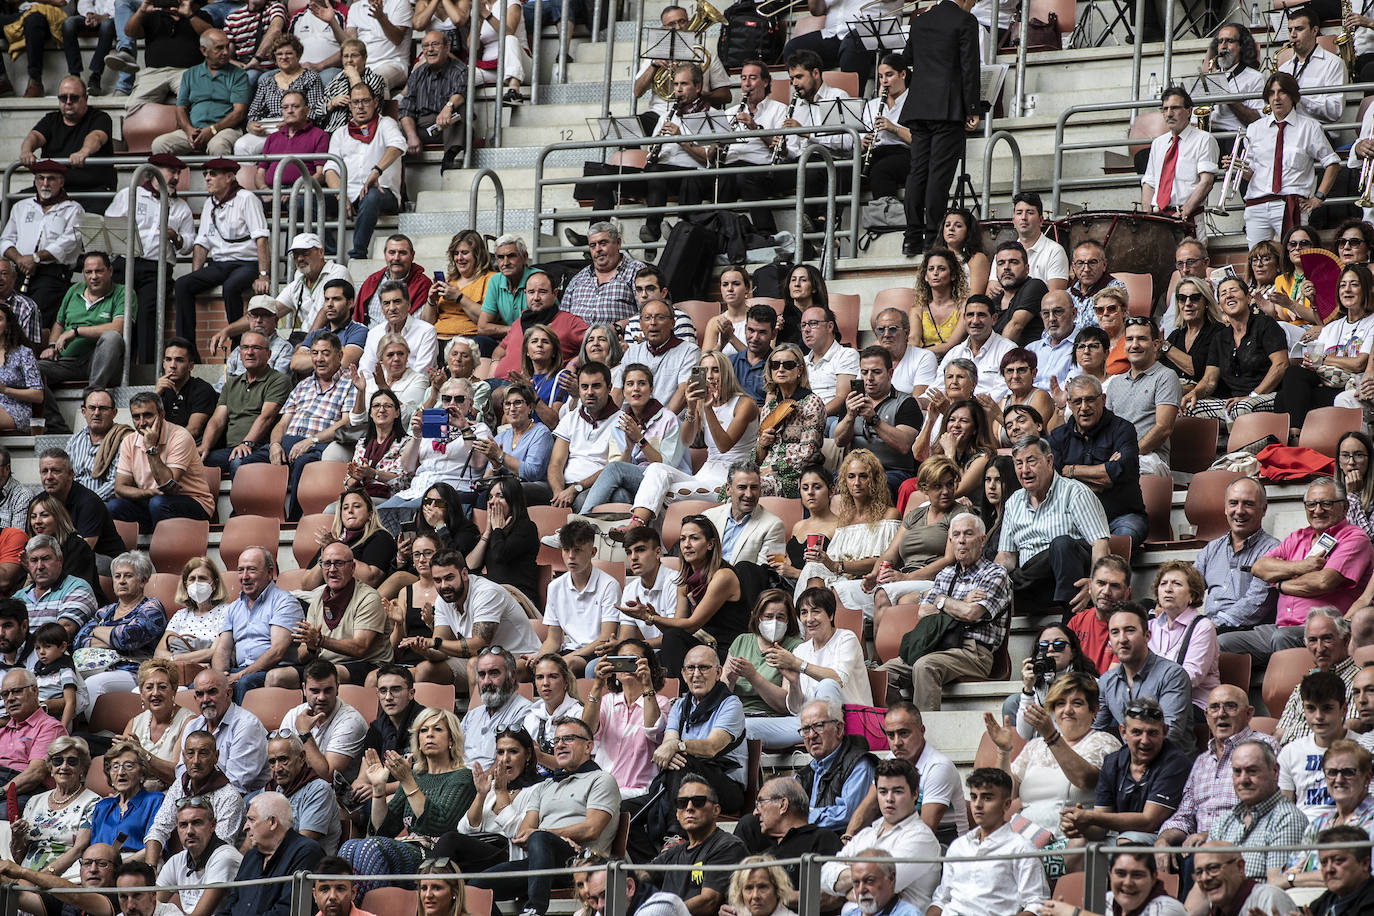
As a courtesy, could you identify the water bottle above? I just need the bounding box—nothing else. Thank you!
[1249,1,1259,26]
[1147,71,1161,98]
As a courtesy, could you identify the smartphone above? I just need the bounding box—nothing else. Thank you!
[421,407,449,439]
[400,520,417,536]
[689,366,707,392]
[608,655,639,673]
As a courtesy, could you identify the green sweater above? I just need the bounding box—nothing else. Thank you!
[376,768,476,839]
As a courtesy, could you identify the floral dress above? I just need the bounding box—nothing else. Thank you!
[0,345,40,430]
[754,390,825,498]
[21,788,100,873]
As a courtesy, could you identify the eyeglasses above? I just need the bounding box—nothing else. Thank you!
[0,686,33,699]
[348,98,375,107]
[107,760,140,773]
[1340,451,1369,462]
[176,794,211,810]
[1304,499,1343,510]
[413,549,436,560]
[1002,366,1031,375]
[799,320,826,329]
[1325,766,1362,781]
[1038,639,1069,651]
[675,794,713,809]
[377,685,410,696]
[755,795,785,805]
[1071,259,1103,268]
[1175,292,1204,304]
[873,325,903,336]
[1339,237,1366,247]
[267,728,299,740]
[81,858,114,869]
[1175,257,1204,270]
[239,344,267,352]
[1075,341,1104,351]
[422,497,446,507]
[550,734,589,746]
[48,755,82,768]
[57,94,82,102]
[1092,305,1118,315]
[1068,396,1102,407]
[82,404,115,412]
[799,719,840,736]
[1248,254,1276,264]
[682,664,716,674]
[440,395,468,404]
[320,559,353,568]
[1206,701,1242,714]
[1195,862,1237,878]
[1123,702,1165,721]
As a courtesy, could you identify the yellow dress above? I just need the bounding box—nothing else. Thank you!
[433,270,494,338]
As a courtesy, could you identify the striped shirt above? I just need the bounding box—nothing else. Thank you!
[281,371,352,438]
[223,1,286,61]
[65,428,115,501]
[1159,728,1279,838]
[1207,791,1310,878]
[562,254,646,327]
[1276,656,1361,744]
[998,473,1111,560]
[398,56,469,121]
[927,556,1013,650]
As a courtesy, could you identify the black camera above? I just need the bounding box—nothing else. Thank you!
[1032,652,1057,685]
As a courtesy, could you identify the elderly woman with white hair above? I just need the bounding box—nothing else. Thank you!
[426,337,491,422]
[324,333,429,463]
[377,377,493,533]
[73,551,167,716]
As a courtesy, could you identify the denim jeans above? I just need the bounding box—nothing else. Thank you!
[200,0,243,26]
[579,460,645,510]
[108,493,209,531]
[229,666,268,703]
[468,830,574,913]
[1110,511,1149,548]
[112,0,139,91]
[347,186,399,259]
[232,434,326,519]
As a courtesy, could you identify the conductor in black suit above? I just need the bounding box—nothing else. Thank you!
[900,0,983,257]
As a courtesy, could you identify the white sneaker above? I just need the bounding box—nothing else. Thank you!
[540,531,561,549]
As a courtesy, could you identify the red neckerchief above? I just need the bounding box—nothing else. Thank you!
[320,579,356,629]
[677,96,710,117]
[630,398,664,430]
[646,334,683,357]
[348,116,380,143]
[212,182,242,209]
[36,189,68,208]
[579,398,619,428]
[141,180,165,200]
[1213,878,1256,916]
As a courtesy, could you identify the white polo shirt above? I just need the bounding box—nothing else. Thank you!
[553,404,625,484]
[804,339,860,403]
[617,562,679,640]
[1024,232,1069,286]
[938,332,1016,400]
[359,314,438,375]
[543,566,620,650]
[892,344,940,395]
[194,188,269,263]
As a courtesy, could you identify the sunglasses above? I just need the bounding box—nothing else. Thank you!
[769,359,799,371]
[48,755,82,768]
[1175,292,1204,304]
[675,794,713,809]
[873,325,903,336]
[266,728,299,740]
[1123,703,1165,722]
[1123,317,1154,329]
[1324,767,1362,781]
[495,724,529,737]
[58,94,82,102]
[440,395,468,404]
[176,794,211,810]
[1037,639,1069,651]
[1338,237,1366,247]
[421,497,446,507]
[419,857,454,871]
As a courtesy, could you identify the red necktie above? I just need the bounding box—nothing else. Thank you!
[1156,135,1179,210]
[1272,120,1287,195]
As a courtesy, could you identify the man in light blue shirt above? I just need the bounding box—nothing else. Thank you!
[178,668,269,793]
[210,545,303,701]
[1026,290,1079,391]
[1196,476,1280,629]
[796,697,875,830]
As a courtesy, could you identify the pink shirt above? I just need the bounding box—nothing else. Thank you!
[116,423,215,517]
[1147,606,1220,709]
[0,707,65,773]
[594,691,671,795]
[1267,520,1374,626]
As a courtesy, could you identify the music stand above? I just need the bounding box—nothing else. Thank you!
[683,110,736,201]
[587,117,647,141]
[852,15,905,88]
[641,27,696,66]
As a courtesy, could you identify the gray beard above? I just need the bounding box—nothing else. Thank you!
[481,685,513,710]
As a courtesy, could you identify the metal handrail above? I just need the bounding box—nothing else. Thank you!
[528,124,863,267]
[1050,80,1374,215]
[795,143,838,277]
[469,167,506,235]
[981,129,1023,218]
[599,0,620,119]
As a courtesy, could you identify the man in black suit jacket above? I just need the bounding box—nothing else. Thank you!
[900,0,982,257]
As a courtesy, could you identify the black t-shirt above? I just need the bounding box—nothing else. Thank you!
[33,110,115,189]
[144,11,212,69]
[1094,741,1191,813]
[994,277,1048,344]
[1165,318,1221,384]
[652,828,749,901]
[161,377,219,441]
[757,823,843,887]
[1207,312,1288,398]
[363,699,423,755]
[63,482,124,559]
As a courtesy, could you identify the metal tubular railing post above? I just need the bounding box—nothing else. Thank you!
[122,163,170,386]
[592,0,603,42]
[1013,0,1030,116]
[605,859,627,916]
[980,130,1022,218]
[530,0,544,105]
[793,143,837,278]
[469,168,506,235]
[599,0,619,118]
[629,0,645,116]
[798,854,822,916]
[1084,843,1109,912]
[558,10,571,82]
[495,1,509,149]
[1130,0,1145,101]
[465,13,481,168]
[271,155,346,270]
[1162,0,1174,88]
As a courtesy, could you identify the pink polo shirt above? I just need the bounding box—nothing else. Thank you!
[594,691,672,796]
[1267,519,1374,626]
[1147,606,1220,709]
[0,707,65,773]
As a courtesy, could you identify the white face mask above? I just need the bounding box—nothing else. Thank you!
[187,581,213,604]
[758,619,787,643]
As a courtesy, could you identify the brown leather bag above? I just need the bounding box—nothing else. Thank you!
[999,12,1061,52]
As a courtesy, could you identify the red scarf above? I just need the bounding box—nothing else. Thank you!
[37,190,69,207]
[320,579,356,629]
[348,116,380,143]
[211,182,242,209]
[646,335,683,357]
[579,398,619,428]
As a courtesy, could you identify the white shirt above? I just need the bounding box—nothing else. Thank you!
[618,563,679,640]
[104,186,194,261]
[193,188,268,262]
[1280,44,1346,123]
[1208,64,1265,133]
[1278,731,1374,821]
[1244,111,1339,201]
[293,5,343,65]
[865,88,909,149]
[0,197,84,267]
[279,700,367,767]
[821,811,942,911]
[972,0,1014,30]
[434,573,539,656]
[891,343,940,394]
[614,337,701,404]
[346,0,411,72]
[158,844,243,913]
[636,51,732,116]
[1142,125,1219,209]
[1317,312,1374,360]
[930,823,1050,916]
[553,405,625,484]
[654,105,708,170]
[461,692,534,768]
[788,628,871,710]
[544,566,620,650]
[725,97,788,166]
[786,84,855,158]
[913,742,970,834]
[276,261,352,331]
[805,340,860,403]
[359,314,437,375]
[938,332,1017,399]
[324,115,406,199]
[818,0,899,38]
[522,693,582,750]
[1024,232,1070,285]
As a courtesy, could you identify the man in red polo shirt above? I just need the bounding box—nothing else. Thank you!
[1065,554,1132,673]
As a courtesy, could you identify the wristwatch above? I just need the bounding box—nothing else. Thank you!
[573,483,585,493]
[936,594,948,611]
[677,739,686,753]
[310,435,320,445]
[1159,341,1172,354]
[432,636,442,650]
[1285,872,1297,888]
[145,445,159,456]
[799,660,809,675]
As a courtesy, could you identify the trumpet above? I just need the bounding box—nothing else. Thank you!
[1359,156,1374,208]
[862,86,888,177]
[1211,135,1248,216]
[1338,0,1356,71]
[647,99,679,167]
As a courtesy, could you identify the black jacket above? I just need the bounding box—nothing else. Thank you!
[899,0,982,123]
[796,735,877,813]
[218,829,324,916]
[1309,876,1374,916]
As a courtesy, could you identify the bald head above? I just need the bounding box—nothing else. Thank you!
[1040,290,1077,342]
[1204,684,1252,744]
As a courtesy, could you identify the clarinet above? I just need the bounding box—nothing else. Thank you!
[646,100,679,168]
[714,99,748,169]
[772,89,799,165]
[861,87,888,178]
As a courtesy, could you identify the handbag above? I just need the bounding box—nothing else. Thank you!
[74,648,121,674]
[843,705,889,751]
[859,196,906,252]
[998,12,1060,51]
[897,612,965,665]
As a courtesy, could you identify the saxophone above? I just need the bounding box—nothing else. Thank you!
[1338,0,1356,72]
[646,99,679,167]
[862,86,888,178]
[772,89,799,165]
